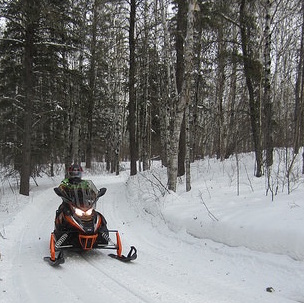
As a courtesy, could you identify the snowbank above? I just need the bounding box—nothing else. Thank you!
[127,152,304,261]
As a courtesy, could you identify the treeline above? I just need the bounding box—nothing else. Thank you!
[0,0,303,195]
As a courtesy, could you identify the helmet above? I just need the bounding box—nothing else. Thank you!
[67,164,83,179]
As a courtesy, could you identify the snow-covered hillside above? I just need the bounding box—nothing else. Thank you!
[1,152,304,303]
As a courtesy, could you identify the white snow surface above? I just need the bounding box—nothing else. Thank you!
[1,152,304,303]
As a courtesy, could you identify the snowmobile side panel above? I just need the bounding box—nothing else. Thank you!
[64,215,85,232]
[116,231,122,257]
[50,233,56,261]
[94,215,102,232]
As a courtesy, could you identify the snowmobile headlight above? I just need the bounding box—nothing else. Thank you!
[74,207,85,216]
[73,207,93,217]
[85,208,93,216]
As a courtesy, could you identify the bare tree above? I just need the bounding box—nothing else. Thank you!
[239,0,263,177]
[263,0,273,168]
[167,0,196,192]
[215,2,226,160]
[159,0,176,168]
[20,0,40,195]
[294,0,304,157]
[129,0,137,176]
[86,0,99,169]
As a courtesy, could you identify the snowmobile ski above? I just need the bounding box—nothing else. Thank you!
[43,251,65,266]
[109,246,137,262]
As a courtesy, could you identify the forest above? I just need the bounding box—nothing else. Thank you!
[0,0,303,196]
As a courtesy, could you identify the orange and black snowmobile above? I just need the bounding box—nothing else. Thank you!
[44,182,137,266]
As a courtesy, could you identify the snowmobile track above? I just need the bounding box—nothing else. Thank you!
[79,252,152,303]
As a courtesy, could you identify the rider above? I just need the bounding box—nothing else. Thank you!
[58,163,86,193]
[55,163,97,220]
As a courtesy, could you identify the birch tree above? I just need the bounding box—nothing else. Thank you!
[175,0,187,177]
[263,0,273,168]
[167,0,196,192]
[159,0,176,168]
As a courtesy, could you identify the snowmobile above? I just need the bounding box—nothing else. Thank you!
[44,182,137,266]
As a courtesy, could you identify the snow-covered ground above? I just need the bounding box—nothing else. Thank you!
[1,152,304,303]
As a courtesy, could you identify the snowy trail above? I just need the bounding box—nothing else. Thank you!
[1,176,304,302]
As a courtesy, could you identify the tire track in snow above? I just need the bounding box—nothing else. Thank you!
[80,252,153,303]
[2,189,75,302]
[80,250,197,303]
[95,180,213,303]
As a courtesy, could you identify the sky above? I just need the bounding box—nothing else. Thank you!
[0,151,304,303]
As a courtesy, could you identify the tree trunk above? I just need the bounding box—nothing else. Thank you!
[178,115,186,176]
[20,0,39,196]
[225,24,237,159]
[239,0,263,177]
[86,0,99,169]
[115,104,123,175]
[129,0,137,176]
[185,106,191,191]
[263,0,273,168]
[215,22,225,160]
[168,0,195,192]
[192,6,203,161]
[159,0,175,168]
[176,0,187,177]
[294,0,304,155]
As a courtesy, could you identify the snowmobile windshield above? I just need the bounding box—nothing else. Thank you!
[64,180,98,210]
